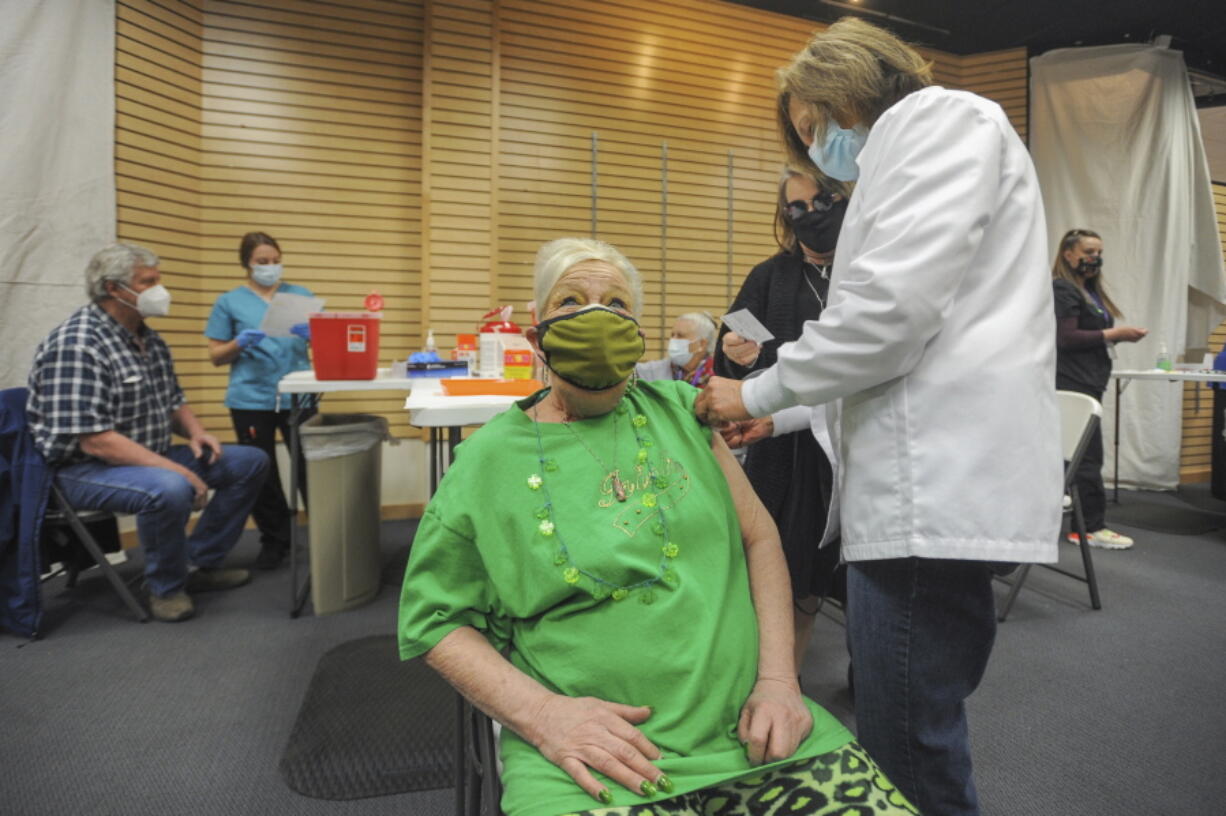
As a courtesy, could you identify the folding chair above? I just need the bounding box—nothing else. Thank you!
[455,696,502,816]
[998,390,1103,622]
[42,481,149,623]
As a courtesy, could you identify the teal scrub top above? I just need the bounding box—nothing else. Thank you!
[204,283,313,411]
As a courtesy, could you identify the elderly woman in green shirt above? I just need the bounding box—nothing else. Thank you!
[398,237,915,816]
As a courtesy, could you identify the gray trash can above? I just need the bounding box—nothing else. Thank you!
[299,413,389,615]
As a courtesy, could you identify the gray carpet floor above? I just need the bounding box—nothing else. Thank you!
[3,488,1225,816]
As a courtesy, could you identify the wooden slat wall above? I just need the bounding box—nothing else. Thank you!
[953,48,1028,140]
[115,0,205,393]
[117,0,1031,437]
[1179,181,1226,483]
[198,0,425,437]
[422,0,496,342]
[487,0,1014,356]
[495,0,806,351]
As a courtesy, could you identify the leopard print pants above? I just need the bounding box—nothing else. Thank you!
[561,741,919,816]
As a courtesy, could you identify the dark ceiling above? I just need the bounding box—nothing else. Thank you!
[729,0,1226,99]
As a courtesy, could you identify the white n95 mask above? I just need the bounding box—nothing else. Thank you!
[120,283,172,318]
[667,338,695,367]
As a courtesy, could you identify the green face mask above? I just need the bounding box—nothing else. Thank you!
[536,306,645,391]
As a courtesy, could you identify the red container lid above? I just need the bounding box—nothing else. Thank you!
[310,312,383,320]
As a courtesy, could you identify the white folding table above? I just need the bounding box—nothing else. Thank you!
[1108,369,1226,501]
[403,377,521,495]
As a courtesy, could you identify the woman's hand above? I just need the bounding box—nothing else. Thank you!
[695,377,751,426]
[720,417,774,449]
[722,331,761,367]
[236,328,267,349]
[1105,326,1147,343]
[737,676,813,766]
[531,694,664,805]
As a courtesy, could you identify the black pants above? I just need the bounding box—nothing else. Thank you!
[230,408,312,549]
[1060,384,1106,532]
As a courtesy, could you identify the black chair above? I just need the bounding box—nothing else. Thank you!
[456,696,502,816]
[998,390,1103,622]
[41,481,149,623]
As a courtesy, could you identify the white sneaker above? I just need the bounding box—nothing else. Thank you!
[1087,528,1134,549]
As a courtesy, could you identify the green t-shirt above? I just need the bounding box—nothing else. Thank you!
[398,380,852,816]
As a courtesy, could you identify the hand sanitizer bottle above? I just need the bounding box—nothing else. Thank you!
[1156,342,1173,372]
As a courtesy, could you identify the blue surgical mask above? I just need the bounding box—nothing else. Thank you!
[251,264,283,286]
[807,123,868,182]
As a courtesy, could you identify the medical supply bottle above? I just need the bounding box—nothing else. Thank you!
[1156,342,1173,372]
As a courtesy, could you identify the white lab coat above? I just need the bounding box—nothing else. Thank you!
[743,87,1062,564]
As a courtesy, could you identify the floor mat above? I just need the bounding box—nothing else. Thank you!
[280,635,455,800]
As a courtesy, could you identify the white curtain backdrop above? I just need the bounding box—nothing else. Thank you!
[0,0,116,388]
[1031,44,1226,489]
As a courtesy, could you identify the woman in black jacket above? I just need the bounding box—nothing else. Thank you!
[1051,228,1148,549]
[714,166,848,667]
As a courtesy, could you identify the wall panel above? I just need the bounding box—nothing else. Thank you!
[490,1,1028,357]
[1179,181,1226,483]
[116,0,1039,496]
[115,0,205,400]
[199,0,425,436]
[955,48,1028,140]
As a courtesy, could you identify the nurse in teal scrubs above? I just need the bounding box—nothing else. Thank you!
[205,232,313,569]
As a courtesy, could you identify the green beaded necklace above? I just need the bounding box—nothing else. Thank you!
[527,393,681,603]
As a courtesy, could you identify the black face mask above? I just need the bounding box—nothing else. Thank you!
[792,197,848,254]
[1076,256,1103,275]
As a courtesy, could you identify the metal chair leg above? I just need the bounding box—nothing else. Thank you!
[455,694,469,816]
[997,563,1032,623]
[50,484,149,623]
[1070,489,1102,610]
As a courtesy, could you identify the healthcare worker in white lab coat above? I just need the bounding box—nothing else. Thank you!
[696,17,1062,816]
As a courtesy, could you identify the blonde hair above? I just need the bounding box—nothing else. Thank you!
[533,237,644,318]
[1051,228,1122,318]
[774,165,851,252]
[777,17,932,172]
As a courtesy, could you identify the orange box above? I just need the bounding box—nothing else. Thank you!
[309,313,381,380]
[504,348,534,380]
[440,378,543,397]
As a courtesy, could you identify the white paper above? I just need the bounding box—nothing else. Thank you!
[720,308,774,344]
[260,292,325,337]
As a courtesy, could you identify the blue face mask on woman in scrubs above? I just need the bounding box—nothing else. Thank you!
[251,263,283,287]
[807,122,868,182]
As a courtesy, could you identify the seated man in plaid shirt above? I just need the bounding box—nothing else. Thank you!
[27,243,270,622]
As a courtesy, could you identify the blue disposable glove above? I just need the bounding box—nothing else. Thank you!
[290,322,311,341]
[236,328,267,349]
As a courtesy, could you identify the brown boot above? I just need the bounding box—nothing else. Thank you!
[150,591,195,622]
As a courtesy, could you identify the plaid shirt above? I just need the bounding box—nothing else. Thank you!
[27,303,186,465]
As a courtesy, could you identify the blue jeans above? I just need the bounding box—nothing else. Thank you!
[56,445,269,597]
[847,558,997,816]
